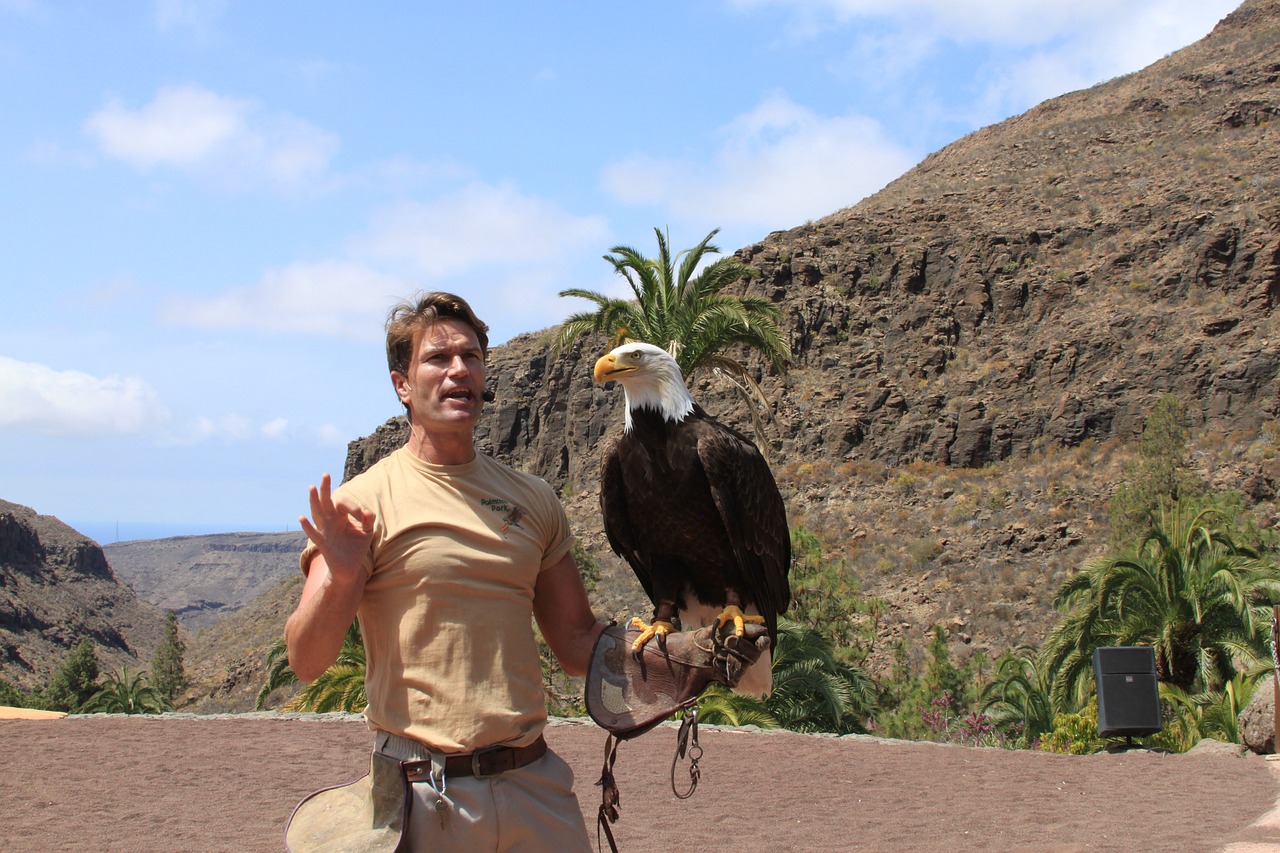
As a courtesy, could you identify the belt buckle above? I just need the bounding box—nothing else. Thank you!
[470,745,510,778]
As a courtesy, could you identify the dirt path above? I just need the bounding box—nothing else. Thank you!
[1,715,1276,852]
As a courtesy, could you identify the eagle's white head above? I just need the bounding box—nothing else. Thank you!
[593,342,695,431]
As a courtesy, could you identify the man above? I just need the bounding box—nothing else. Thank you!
[286,292,603,851]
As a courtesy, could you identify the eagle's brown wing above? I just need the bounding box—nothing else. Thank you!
[695,419,791,641]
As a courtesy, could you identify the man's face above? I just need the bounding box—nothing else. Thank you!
[395,319,487,434]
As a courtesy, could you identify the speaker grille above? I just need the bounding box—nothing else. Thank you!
[1093,646,1162,738]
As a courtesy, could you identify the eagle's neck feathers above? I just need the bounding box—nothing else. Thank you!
[621,370,695,432]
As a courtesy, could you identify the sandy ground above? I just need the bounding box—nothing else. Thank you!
[2,714,1278,852]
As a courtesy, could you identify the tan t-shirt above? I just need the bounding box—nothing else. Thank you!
[300,446,574,752]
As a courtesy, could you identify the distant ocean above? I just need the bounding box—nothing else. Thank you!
[69,520,296,545]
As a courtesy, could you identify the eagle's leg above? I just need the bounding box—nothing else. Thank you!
[714,603,765,640]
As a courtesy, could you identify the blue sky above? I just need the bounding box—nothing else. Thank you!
[1,0,1239,543]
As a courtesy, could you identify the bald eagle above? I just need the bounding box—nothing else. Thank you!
[593,342,791,697]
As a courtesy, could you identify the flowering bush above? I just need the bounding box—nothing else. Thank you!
[920,691,1011,748]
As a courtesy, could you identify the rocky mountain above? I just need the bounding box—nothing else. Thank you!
[105,531,307,631]
[0,499,168,691]
[336,0,1280,678]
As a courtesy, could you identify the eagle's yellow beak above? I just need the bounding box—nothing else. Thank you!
[593,352,629,385]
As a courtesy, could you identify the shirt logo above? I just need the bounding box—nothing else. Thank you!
[481,498,526,535]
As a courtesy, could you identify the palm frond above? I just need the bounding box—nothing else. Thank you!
[555,227,790,437]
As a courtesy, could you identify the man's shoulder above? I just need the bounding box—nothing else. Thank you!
[341,446,408,493]
[474,453,559,500]
[476,451,542,483]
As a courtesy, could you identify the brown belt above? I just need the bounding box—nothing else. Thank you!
[401,735,547,781]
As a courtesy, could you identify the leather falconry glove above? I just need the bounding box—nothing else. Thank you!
[585,621,771,739]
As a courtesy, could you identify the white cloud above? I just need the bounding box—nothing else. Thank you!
[157,414,302,446]
[348,182,611,339]
[83,85,339,190]
[974,1,1239,112]
[161,182,608,343]
[313,423,351,447]
[0,356,169,437]
[25,138,97,168]
[353,182,609,275]
[154,0,227,35]
[732,0,1238,121]
[731,0,1234,48]
[186,413,253,443]
[261,417,289,438]
[160,259,406,339]
[603,92,916,229]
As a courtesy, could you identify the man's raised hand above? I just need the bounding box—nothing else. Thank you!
[299,473,375,580]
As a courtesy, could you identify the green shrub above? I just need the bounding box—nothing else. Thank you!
[1040,703,1104,755]
[0,678,39,709]
[44,639,100,712]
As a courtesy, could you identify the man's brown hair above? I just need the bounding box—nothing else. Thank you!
[385,291,491,377]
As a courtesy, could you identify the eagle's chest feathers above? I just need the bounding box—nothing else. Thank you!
[617,410,728,560]
[621,409,703,486]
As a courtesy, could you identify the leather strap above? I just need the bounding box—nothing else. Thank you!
[596,734,622,853]
[401,735,547,782]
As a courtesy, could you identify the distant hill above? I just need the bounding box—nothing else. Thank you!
[105,531,307,631]
[101,531,308,711]
[0,510,305,705]
[0,499,168,691]
[179,571,304,712]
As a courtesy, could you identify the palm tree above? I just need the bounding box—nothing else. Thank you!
[555,227,790,441]
[257,621,364,712]
[1042,502,1280,708]
[693,619,874,733]
[691,617,880,732]
[1161,671,1262,749]
[979,645,1058,746]
[764,618,877,734]
[256,636,299,710]
[287,623,367,713]
[696,684,779,728]
[82,666,173,715]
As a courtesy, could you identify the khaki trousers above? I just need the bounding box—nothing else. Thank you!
[375,732,592,853]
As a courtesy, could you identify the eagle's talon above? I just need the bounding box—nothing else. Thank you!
[629,617,676,653]
[714,605,766,639]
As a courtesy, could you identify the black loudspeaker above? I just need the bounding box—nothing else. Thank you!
[1093,646,1162,738]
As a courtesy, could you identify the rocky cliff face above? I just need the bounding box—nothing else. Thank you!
[0,499,168,690]
[338,0,1280,673]
[746,0,1279,471]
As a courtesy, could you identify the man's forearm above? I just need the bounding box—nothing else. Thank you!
[533,555,608,677]
[285,558,365,682]
[560,618,608,678]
